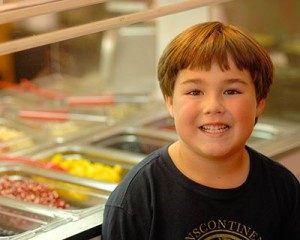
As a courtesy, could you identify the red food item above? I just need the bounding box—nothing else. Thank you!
[0,176,69,209]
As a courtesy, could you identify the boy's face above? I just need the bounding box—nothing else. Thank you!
[165,58,265,160]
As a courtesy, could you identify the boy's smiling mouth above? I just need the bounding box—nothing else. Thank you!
[200,124,230,133]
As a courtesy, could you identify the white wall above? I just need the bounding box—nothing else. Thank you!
[153,0,210,100]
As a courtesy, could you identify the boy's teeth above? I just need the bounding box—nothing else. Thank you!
[201,125,229,133]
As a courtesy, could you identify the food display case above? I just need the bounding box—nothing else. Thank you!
[88,127,178,155]
[0,196,74,239]
[0,161,116,239]
[0,117,38,154]
[31,144,140,181]
[0,0,299,238]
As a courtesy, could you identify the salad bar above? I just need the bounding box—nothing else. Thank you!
[0,98,299,239]
[0,161,113,239]
[0,77,299,239]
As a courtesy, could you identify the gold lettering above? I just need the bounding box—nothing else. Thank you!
[217,219,226,229]
[227,220,237,230]
[240,225,251,235]
[184,234,196,240]
[199,223,208,233]
[207,220,217,230]
[192,228,201,238]
[248,231,258,240]
[185,219,262,240]
[236,222,242,232]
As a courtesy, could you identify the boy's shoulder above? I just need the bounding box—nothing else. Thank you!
[124,146,167,182]
[247,146,299,186]
[105,146,168,206]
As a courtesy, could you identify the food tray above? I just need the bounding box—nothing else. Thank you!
[0,118,40,155]
[0,197,74,240]
[19,118,99,145]
[144,116,176,131]
[30,145,140,181]
[89,127,178,155]
[0,161,115,218]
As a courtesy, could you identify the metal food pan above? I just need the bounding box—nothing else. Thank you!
[144,116,176,132]
[20,119,98,145]
[89,127,178,155]
[31,145,141,181]
[0,161,115,216]
[0,197,73,240]
[18,101,146,145]
[247,119,298,148]
[0,118,41,154]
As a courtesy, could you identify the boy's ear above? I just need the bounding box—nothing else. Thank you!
[165,95,174,118]
[256,98,266,117]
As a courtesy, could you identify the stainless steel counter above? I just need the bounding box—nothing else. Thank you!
[1,102,299,240]
[30,211,102,240]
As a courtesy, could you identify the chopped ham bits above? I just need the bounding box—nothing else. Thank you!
[0,176,69,209]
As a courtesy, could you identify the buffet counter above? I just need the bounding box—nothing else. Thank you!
[0,100,299,239]
[30,211,102,240]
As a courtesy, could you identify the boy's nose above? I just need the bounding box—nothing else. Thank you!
[202,95,225,114]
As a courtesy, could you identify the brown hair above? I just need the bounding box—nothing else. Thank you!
[157,21,273,102]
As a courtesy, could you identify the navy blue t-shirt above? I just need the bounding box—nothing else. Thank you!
[102,146,300,240]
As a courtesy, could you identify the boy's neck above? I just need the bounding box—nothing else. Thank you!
[168,141,250,189]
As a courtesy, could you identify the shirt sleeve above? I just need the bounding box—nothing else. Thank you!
[101,151,158,240]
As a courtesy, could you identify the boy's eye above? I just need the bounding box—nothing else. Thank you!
[187,90,202,96]
[224,89,241,95]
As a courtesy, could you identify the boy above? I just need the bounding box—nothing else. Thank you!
[102,21,300,239]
